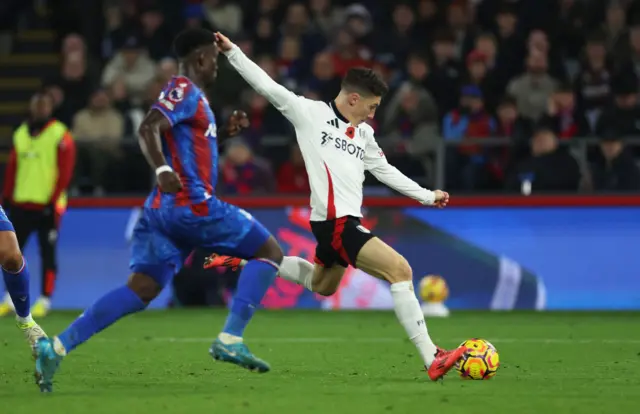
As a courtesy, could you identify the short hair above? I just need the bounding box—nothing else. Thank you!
[341,68,389,97]
[173,28,216,59]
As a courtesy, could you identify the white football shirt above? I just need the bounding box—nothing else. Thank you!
[225,46,436,221]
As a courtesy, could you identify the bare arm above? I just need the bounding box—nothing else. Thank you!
[138,109,171,170]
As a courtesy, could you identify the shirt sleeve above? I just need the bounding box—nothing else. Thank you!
[151,80,198,126]
[364,134,435,205]
[224,45,308,124]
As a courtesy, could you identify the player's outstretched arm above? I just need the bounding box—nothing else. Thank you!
[138,109,182,193]
[364,138,449,208]
[214,32,304,122]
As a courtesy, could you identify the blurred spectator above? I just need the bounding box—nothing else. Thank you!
[526,29,567,81]
[220,140,275,194]
[447,1,477,60]
[415,0,440,40]
[309,0,343,37]
[281,2,324,55]
[507,50,559,122]
[72,89,125,194]
[429,29,463,116]
[443,85,495,140]
[61,33,101,83]
[574,31,613,134]
[492,6,525,84]
[304,51,341,102]
[540,85,588,139]
[602,2,629,62]
[443,85,497,190]
[556,0,587,60]
[253,16,278,55]
[140,6,174,61]
[464,49,499,111]
[596,73,640,138]
[202,0,243,36]
[617,25,640,87]
[507,126,581,193]
[344,5,373,50]
[277,36,304,86]
[49,52,96,125]
[276,144,310,194]
[375,4,419,66]
[330,28,372,77]
[101,34,156,106]
[382,82,439,155]
[589,133,640,192]
[495,96,532,165]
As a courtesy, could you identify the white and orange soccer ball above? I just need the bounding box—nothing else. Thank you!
[455,338,500,380]
[419,275,449,303]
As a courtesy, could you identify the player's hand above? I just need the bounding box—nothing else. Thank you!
[224,110,250,138]
[214,32,234,52]
[433,190,450,208]
[157,170,183,193]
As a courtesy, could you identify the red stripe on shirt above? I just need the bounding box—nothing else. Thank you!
[164,128,190,207]
[324,163,336,220]
[193,99,213,196]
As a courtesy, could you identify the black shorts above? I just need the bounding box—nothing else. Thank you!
[309,216,375,268]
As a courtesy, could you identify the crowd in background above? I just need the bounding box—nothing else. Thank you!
[39,0,640,194]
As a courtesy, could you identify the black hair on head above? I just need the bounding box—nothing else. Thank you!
[173,28,216,59]
[341,67,389,97]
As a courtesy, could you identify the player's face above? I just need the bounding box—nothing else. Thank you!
[352,94,381,125]
[199,45,220,85]
[29,94,53,121]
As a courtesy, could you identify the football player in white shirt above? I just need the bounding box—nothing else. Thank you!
[205,32,466,381]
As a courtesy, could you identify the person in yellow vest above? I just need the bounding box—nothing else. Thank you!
[1,92,76,317]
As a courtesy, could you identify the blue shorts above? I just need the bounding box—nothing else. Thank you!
[0,204,14,232]
[130,198,272,287]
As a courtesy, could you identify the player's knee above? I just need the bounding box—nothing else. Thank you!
[254,236,284,266]
[127,273,163,304]
[0,249,23,273]
[384,255,413,284]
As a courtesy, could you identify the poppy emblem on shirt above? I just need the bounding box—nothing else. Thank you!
[378,150,385,158]
[345,126,355,139]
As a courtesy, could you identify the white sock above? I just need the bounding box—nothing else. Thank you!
[277,256,314,291]
[53,336,67,356]
[390,281,438,367]
[218,332,243,344]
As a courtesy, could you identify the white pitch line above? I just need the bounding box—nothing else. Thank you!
[92,337,640,344]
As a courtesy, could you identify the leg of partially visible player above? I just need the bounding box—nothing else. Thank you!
[354,237,465,381]
[33,214,173,392]
[206,254,333,293]
[0,225,47,358]
[210,215,283,373]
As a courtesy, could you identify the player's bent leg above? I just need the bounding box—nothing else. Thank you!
[213,222,284,373]
[355,237,465,381]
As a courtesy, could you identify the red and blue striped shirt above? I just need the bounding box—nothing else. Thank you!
[146,76,218,210]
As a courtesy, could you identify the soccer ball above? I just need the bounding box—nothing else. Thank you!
[455,338,500,380]
[419,275,449,303]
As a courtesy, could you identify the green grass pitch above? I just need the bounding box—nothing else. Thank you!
[1,310,639,413]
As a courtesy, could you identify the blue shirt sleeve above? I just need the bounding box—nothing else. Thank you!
[151,79,198,126]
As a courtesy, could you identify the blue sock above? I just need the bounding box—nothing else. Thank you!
[2,258,30,318]
[222,259,279,337]
[58,285,146,353]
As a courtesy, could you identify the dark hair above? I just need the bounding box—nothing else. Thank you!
[173,28,216,59]
[586,30,607,45]
[498,95,517,107]
[341,68,389,97]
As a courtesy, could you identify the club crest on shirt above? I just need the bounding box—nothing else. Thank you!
[168,86,185,102]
